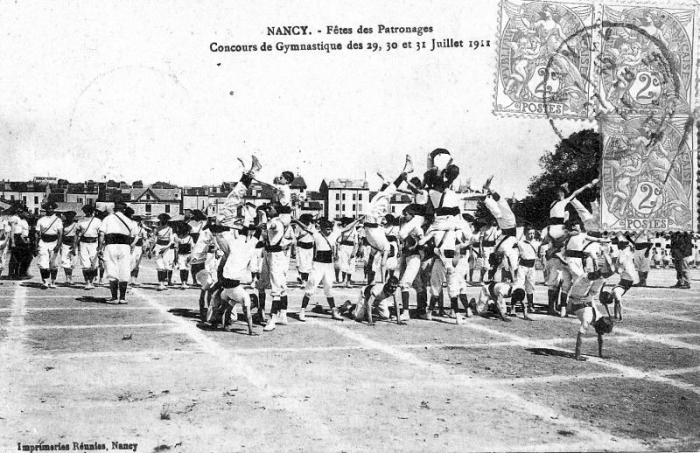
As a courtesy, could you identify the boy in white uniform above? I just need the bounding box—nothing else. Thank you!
[569,269,613,361]
[129,215,149,287]
[398,205,426,321]
[336,217,359,287]
[173,222,194,289]
[205,224,259,335]
[473,281,527,322]
[98,201,136,303]
[547,180,598,240]
[483,186,520,285]
[59,211,78,285]
[153,213,175,291]
[294,214,315,284]
[257,204,294,332]
[517,229,539,312]
[339,276,403,325]
[75,204,102,289]
[558,221,610,316]
[35,201,63,289]
[478,222,499,282]
[611,234,638,322]
[364,155,414,283]
[295,216,363,323]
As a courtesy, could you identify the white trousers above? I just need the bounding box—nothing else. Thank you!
[104,244,131,281]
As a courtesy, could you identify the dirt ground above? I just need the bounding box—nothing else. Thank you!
[1,262,699,452]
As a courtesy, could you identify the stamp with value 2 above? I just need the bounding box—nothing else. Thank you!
[600,115,696,232]
[596,4,696,119]
[494,0,596,119]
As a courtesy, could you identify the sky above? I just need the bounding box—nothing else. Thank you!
[0,0,594,197]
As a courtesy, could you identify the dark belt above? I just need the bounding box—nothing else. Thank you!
[501,227,517,237]
[443,250,455,259]
[488,282,497,298]
[220,278,240,289]
[550,217,565,225]
[265,245,283,253]
[298,242,313,249]
[191,262,206,276]
[81,236,98,243]
[386,235,397,243]
[340,241,355,246]
[519,258,536,268]
[482,241,496,247]
[635,244,649,250]
[178,244,192,254]
[618,279,634,289]
[364,222,379,228]
[565,250,586,259]
[41,234,58,242]
[156,239,170,246]
[314,250,333,263]
[434,207,460,216]
[105,234,132,245]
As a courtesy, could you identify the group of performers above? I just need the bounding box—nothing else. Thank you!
[0,150,697,360]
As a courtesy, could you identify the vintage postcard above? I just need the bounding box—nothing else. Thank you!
[0,1,699,453]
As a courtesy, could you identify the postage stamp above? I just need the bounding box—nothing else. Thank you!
[495,0,699,231]
[494,0,596,119]
[599,115,696,231]
[597,4,696,117]
[595,4,698,232]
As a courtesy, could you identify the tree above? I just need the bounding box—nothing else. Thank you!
[474,200,495,226]
[515,129,601,229]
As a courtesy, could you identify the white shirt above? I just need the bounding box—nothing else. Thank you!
[36,215,63,236]
[368,190,393,222]
[481,226,499,244]
[296,224,315,245]
[222,234,258,281]
[266,218,286,247]
[192,229,215,260]
[77,217,102,239]
[566,233,593,252]
[429,189,461,211]
[518,240,539,260]
[275,184,291,207]
[99,213,134,236]
[549,199,569,218]
[313,229,340,252]
[617,248,639,282]
[9,215,21,235]
[18,219,29,237]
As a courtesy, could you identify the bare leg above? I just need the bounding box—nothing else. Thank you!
[574,332,587,361]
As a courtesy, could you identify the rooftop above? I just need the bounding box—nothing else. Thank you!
[131,187,181,202]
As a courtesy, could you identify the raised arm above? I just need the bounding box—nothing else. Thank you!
[565,179,599,204]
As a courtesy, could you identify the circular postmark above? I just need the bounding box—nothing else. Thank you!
[540,11,696,230]
[542,19,687,153]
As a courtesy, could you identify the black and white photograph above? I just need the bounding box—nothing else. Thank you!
[1,0,699,451]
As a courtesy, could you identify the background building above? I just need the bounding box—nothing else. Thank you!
[129,187,182,217]
[320,179,369,220]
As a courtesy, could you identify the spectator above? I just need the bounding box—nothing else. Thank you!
[670,232,693,289]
